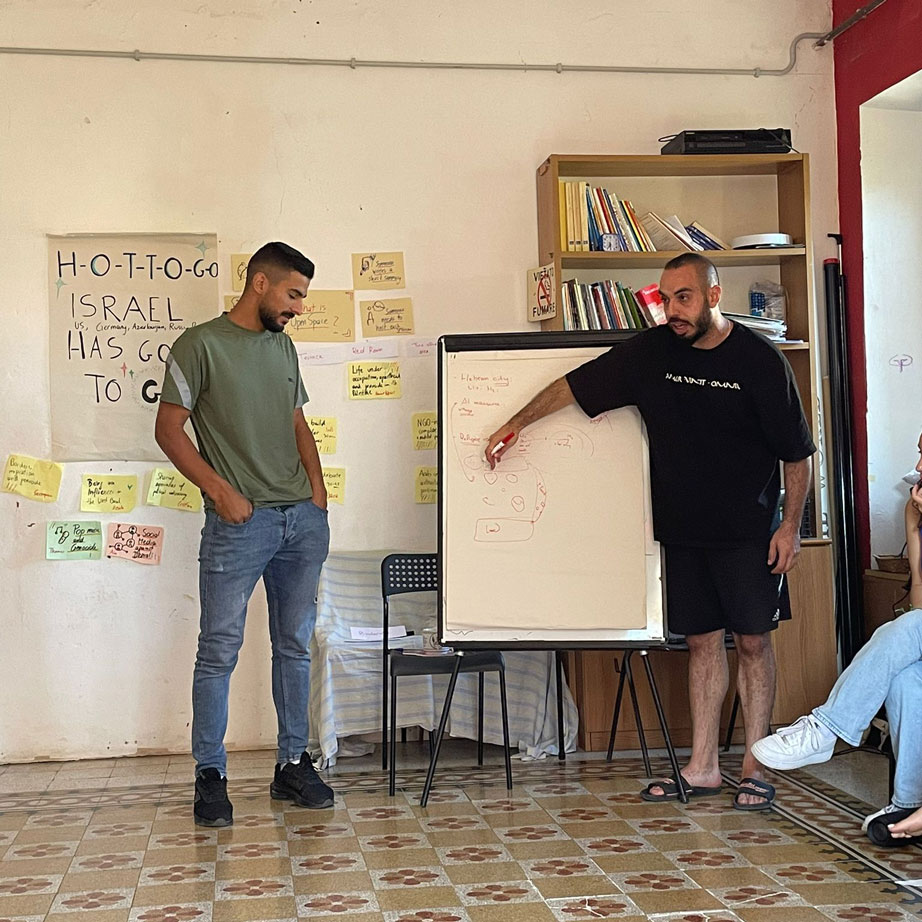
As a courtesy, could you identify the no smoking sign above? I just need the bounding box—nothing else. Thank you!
[527,263,557,322]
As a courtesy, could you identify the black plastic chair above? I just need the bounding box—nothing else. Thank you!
[381,553,513,806]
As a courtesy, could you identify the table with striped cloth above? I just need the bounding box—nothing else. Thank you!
[309,551,579,767]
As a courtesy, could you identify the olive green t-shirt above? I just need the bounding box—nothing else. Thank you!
[160,313,312,507]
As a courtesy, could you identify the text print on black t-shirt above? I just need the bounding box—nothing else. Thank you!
[664,371,741,390]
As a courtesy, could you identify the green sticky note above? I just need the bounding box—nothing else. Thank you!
[46,521,103,560]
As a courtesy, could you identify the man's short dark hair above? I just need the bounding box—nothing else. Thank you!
[246,242,315,286]
[663,252,719,290]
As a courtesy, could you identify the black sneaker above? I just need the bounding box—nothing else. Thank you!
[270,753,334,809]
[194,768,233,827]
[866,805,919,847]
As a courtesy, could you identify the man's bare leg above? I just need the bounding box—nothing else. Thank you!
[646,629,727,796]
[733,630,776,807]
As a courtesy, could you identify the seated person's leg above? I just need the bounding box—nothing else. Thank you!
[752,611,922,770]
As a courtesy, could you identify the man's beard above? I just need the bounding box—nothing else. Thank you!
[669,308,712,345]
[259,305,290,333]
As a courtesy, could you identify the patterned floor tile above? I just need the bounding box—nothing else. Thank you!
[127,901,214,922]
[296,890,381,915]
[545,894,644,919]
[455,880,543,905]
[369,865,452,888]
[382,909,472,922]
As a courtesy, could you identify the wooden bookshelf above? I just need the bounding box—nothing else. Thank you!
[536,152,821,530]
[536,154,836,750]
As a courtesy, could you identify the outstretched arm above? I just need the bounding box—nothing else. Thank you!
[484,377,576,469]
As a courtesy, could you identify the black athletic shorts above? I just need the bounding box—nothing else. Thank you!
[664,541,792,637]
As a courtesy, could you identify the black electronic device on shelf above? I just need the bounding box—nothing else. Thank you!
[660,129,793,155]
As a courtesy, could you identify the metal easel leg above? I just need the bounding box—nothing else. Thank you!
[640,650,687,805]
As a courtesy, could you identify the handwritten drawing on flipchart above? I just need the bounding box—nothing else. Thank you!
[449,372,610,543]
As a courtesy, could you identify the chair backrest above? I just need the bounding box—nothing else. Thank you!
[381,553,438,599]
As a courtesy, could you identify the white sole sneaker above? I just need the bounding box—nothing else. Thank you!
[750,715,837,770]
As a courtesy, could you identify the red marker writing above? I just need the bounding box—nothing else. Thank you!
[490,432,515,457]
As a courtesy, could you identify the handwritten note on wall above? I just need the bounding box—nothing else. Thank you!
[106,522,164,565]
[146,467,202,512]
[348,361,402,399]
[415,467,438,504]
[322,467,345,504]
[412,412,438,450]
[46,521,103,560]
[48,233,219,461]
[286,290,355,343]
[81,474,137,513]
[351,252,406,290]
[230,254,251,292]
[307,417,338,455]
[360,298,414,337]
[2,454,63,503]
[224,294,241,312]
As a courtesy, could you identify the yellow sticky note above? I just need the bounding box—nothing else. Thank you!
[146,467,202,512]
[286,290,355,343]
[348,361,401,399]
[351,252,406,290]
[322,467,345,504]
[306,416,338,455]
[230,254,252,292]
[412,412,438,451]
[2,453,62,503]
[415,466,438,504]
[224,294,241,312]
[360,297,414,337]
[81,474,138,513]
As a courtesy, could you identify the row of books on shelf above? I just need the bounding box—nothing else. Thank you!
[559,181,730,254]
[562,279,666,332]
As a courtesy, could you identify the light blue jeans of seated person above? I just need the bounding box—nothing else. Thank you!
[191,501,330,777]
[812,609,922,808]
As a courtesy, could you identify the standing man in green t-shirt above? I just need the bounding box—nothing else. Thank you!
[156,241,332,827]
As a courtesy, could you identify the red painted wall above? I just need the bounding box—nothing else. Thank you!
[833,0,922,567]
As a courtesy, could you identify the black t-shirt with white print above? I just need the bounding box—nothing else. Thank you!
[565,322,816,547]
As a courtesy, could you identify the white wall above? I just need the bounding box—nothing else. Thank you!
[861,105,922,558]
[0,0,839,762]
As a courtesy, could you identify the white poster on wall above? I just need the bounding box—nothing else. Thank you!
[48,233,219,461]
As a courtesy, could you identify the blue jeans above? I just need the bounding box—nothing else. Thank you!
[192,501,330,776]
[813,609,922,808]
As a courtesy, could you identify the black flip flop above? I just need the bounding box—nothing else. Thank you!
[640,774,723,802]
[867,807,922,847]
[733,777,775,811]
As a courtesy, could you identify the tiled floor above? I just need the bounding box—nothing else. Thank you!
[1,745,921,922]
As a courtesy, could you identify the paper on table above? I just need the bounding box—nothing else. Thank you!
[349,626,408,642]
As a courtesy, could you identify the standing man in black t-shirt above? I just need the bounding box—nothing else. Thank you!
[485,253,815,810]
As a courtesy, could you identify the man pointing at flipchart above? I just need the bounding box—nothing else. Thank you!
[485,253,815,810]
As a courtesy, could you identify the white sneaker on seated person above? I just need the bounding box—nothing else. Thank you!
[751,714,838,770]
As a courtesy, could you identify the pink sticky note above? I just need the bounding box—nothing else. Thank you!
[106,522,164,565]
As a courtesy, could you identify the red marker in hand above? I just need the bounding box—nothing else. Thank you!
[490,432,516,457]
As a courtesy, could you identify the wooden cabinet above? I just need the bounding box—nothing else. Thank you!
[863,568,911,638]
[534,155,837,750]
[567,541,836,751]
